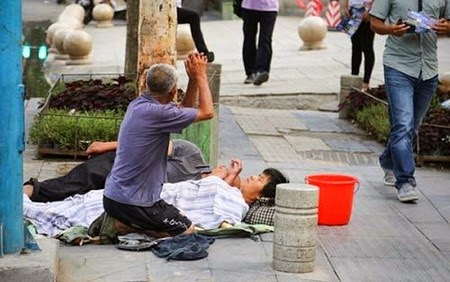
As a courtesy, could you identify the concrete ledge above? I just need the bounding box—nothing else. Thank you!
[0,238,59,282]
[220,93,337,110]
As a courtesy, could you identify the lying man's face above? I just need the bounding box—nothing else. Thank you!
[240,173,271,204]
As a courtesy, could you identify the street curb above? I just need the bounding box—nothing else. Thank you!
[0,238,59,282]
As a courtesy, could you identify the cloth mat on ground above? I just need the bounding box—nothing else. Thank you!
[196,222,273,239]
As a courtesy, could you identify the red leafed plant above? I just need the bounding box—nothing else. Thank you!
[48,76,136,112]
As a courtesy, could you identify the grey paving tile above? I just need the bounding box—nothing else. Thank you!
[322,137,372,153]
[360,140,385,154]
[391,195,448,223]
[249,136,301,163]
[234,115,281,136]
[275,268,333,282]
[212,270,277,282]
[227,107,296,117]
[294,112,343,133]
[297,151,378,166]
[417,177,450,196]
[426,195,450,222]
[330,257,450,281]
[415,223,450,251]
[318,212,423,237]
[285,136,331,152]
[207,238,272,271]
[319,235,443,259]
[218,106,263,161]
[147,255,211,282]
[260,233,274,243]
[58,245,148,282]
[269,117,308,132]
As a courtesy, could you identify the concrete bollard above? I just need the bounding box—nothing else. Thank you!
[339,75,363,119]
[273,183,318,273]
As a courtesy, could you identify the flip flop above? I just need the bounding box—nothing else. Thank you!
[116,233,160,251]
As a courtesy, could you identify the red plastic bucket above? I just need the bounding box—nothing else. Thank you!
[305,174,359,225]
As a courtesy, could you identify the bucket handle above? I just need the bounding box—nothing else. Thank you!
[305,178,360,194]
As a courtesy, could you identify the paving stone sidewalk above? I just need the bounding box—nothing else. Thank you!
[15,1,450,281]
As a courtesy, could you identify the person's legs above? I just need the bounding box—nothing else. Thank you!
[350,25,363,77]
[242,8,259,79]
[254,11,277,75]
[103,196,193,238]
[360,22,375,87]
[413,75,438,131]
[25,152,116,202]
[177,7,213,62]
[381,66,416,186]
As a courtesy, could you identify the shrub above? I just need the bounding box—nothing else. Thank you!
[355,103,390,144]
[48,76,135,112]
[29,109,123,151]
[345,86,450,157]
[418,108,450,156]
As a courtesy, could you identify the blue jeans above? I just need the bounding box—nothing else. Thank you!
[379,66,438,189]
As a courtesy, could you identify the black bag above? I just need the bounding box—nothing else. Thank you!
[233,0,243,18]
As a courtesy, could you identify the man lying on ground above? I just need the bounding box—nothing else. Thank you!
[23,159,288,238]
[23,139,210,202]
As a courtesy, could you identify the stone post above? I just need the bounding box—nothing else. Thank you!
[273,183,318,273]
[298,16,328,50]
[339,75,363,119]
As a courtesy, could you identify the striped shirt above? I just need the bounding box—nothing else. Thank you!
[23,176,249,236]
[161,176,249,229]
[23,190,104,237]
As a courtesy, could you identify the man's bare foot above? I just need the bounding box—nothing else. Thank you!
[23,184,33,197]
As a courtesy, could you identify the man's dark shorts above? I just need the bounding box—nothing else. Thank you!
[103,196,192,236]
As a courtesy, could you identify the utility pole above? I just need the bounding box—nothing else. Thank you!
[0,1,25,254]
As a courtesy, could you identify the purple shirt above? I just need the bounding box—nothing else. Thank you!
[241,0,279,12]
[104,94,197,207]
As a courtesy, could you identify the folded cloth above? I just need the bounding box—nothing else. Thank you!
[56,225,89,245]
[151,233,215,261]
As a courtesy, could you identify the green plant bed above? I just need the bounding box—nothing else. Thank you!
[29,72,221,164]
[344,86,450,163]
[29,74,133,158]
[29,109,124,154]
[356,103,390,144]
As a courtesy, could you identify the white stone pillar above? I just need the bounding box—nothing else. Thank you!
[273,183,318,273]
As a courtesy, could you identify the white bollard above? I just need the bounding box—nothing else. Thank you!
[273,183,318,273]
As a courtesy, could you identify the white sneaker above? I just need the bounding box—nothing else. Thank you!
[378,161,395,186]
[397,182,419,202]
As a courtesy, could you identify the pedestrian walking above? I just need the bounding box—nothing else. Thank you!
[370,0,450,202]
[240,0,278,86]
[340,0,375,91]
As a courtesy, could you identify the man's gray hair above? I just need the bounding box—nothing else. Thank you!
[146,64,178,96]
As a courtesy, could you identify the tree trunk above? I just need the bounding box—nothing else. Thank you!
[137,0,177,92]
[124,0,177,92]
[124,0,139,82]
